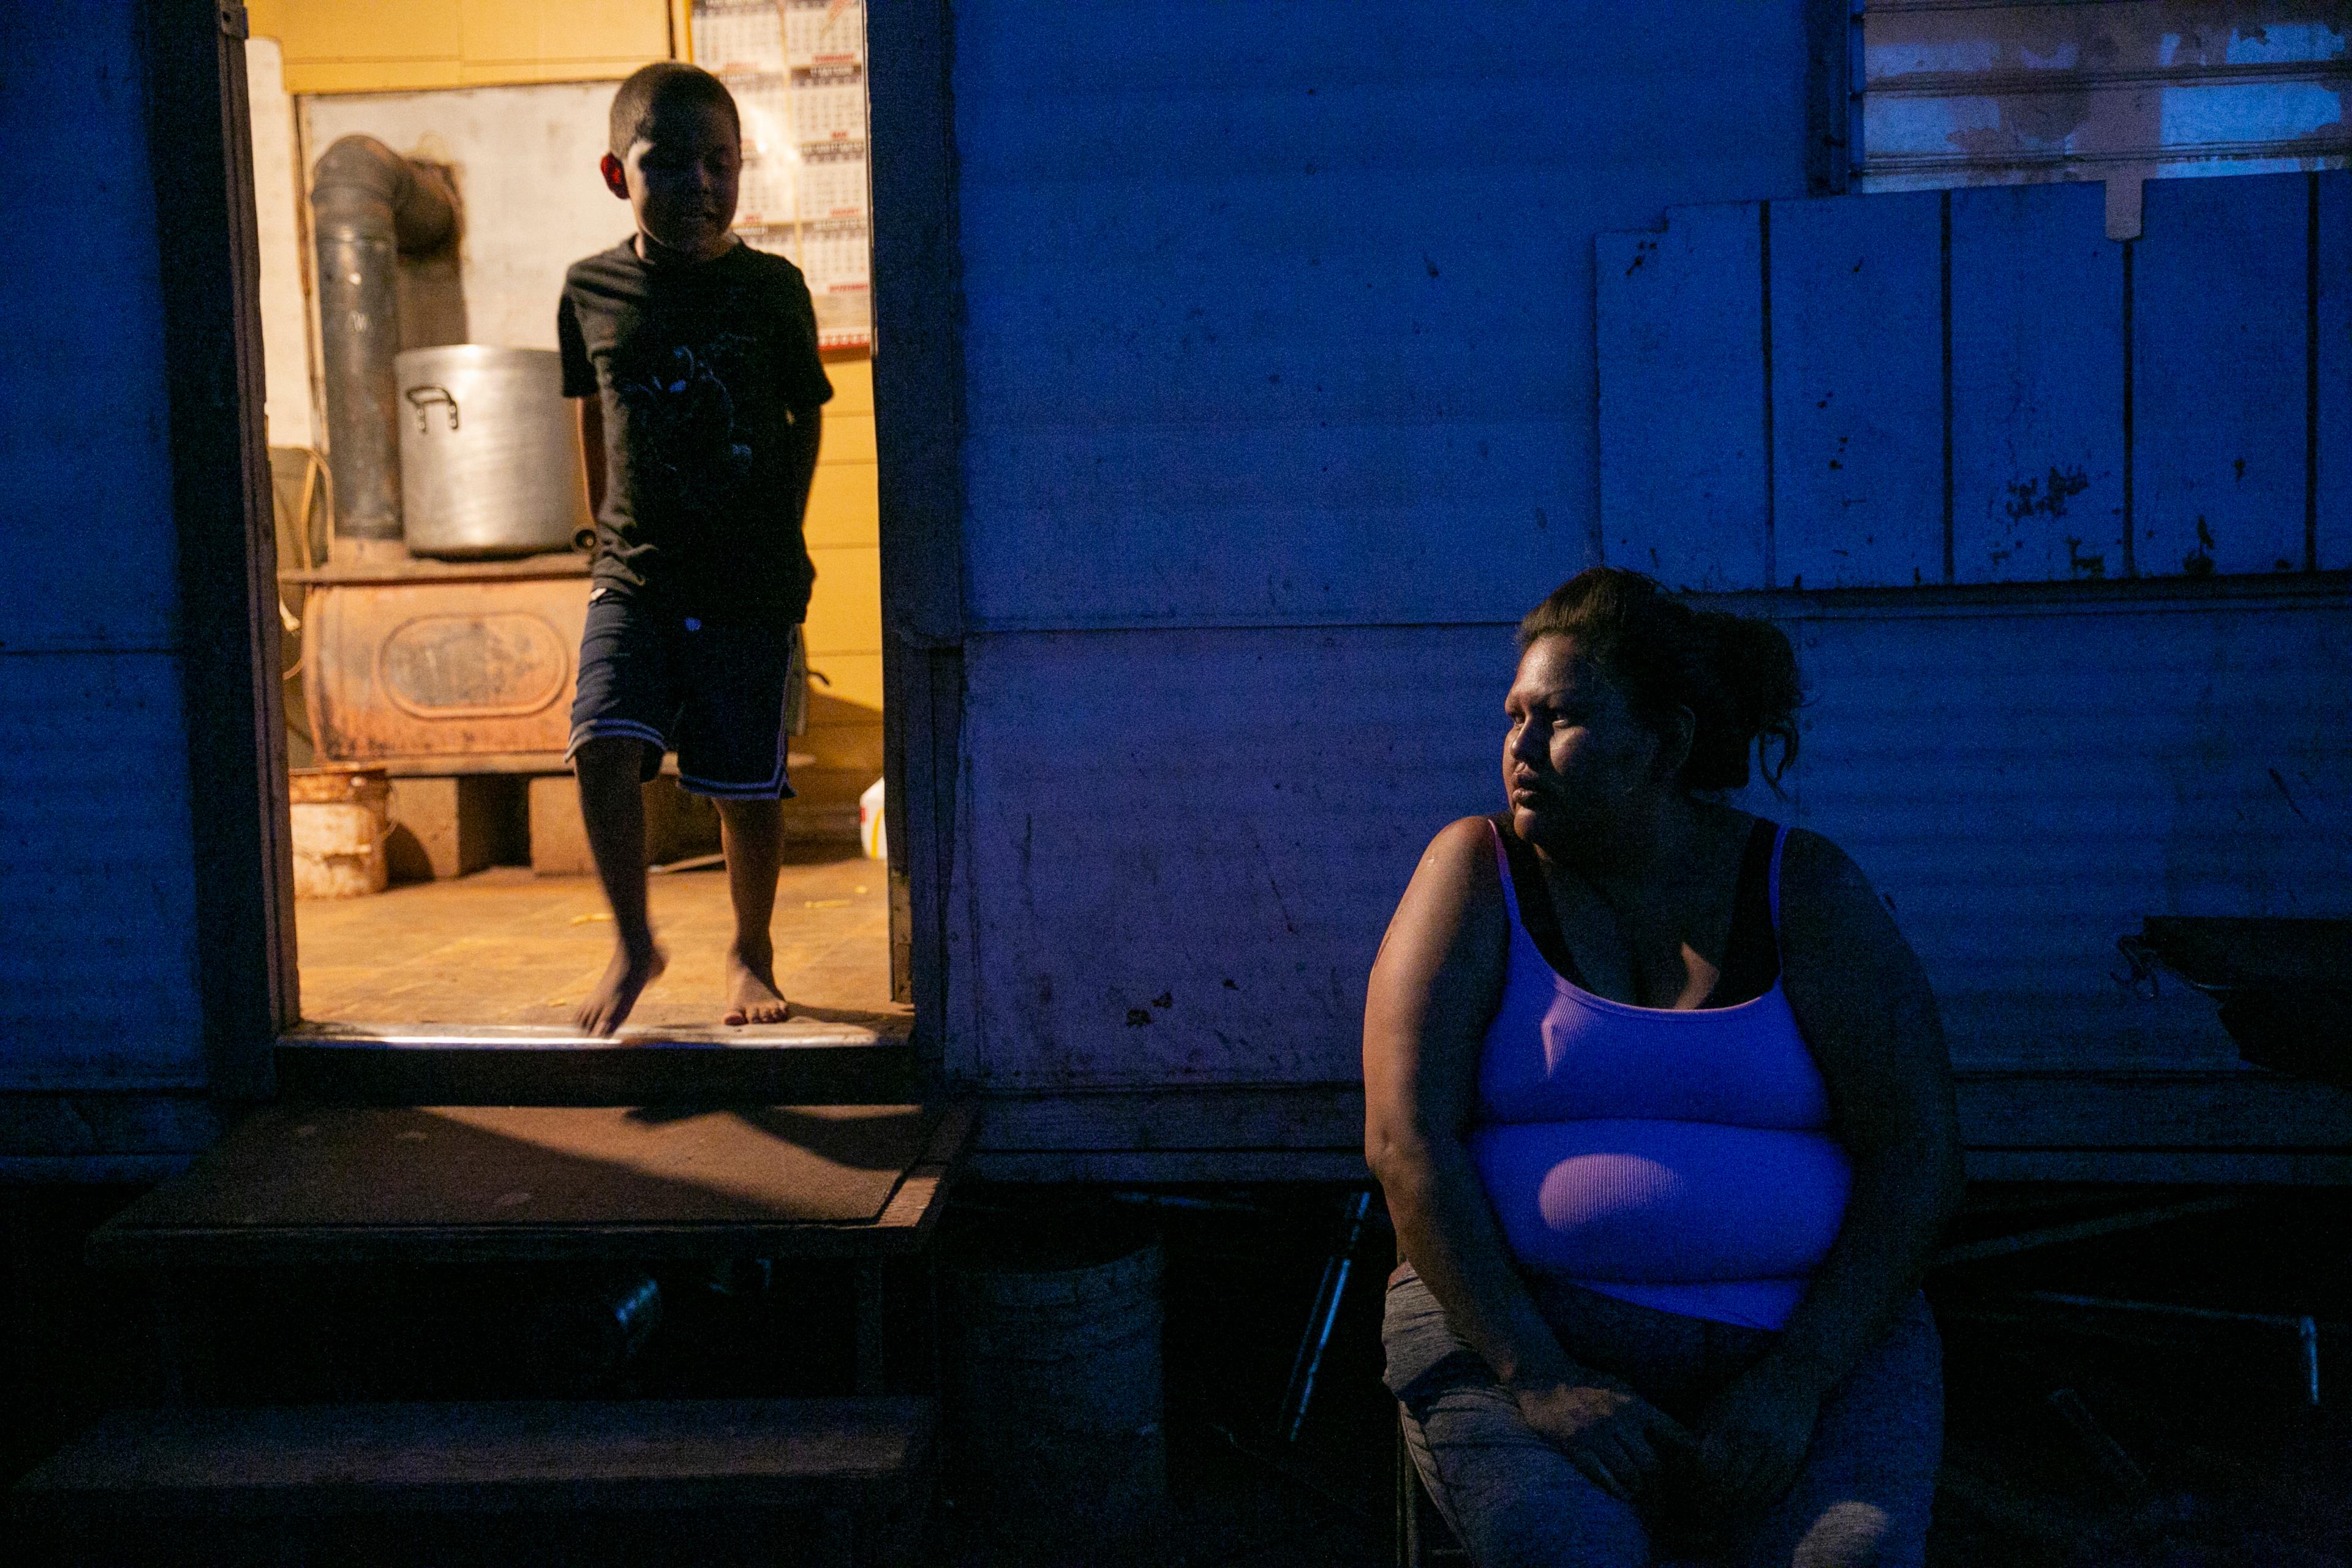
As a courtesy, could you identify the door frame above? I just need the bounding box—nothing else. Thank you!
[192,1,969,1089]
[155,0,296,1100]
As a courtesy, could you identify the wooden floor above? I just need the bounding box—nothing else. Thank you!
[296,851,895,1031]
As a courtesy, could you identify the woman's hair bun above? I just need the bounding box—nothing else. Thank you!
[1518,567,1801,791]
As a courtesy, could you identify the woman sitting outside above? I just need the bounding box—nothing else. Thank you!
[1364,568,1964,1567]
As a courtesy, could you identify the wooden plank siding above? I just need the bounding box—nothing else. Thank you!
[1948,182,2128,584]
[2132,174,2312,579]
[1595,205,1771,592]
[951,625,1513,1089]
[1597,169,2352,589]
[1785,592,2352,1072]
[1768,190,1948,590]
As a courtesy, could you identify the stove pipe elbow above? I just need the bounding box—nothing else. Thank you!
[310,135,458,546]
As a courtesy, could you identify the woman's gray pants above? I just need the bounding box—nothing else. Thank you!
[1383,1265,1942,1568]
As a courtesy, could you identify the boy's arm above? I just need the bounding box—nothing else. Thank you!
[784,404,821,524]
[576,396,606,519]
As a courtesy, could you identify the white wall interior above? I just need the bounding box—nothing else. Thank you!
[301,81,636,352]
[245,37,314,450]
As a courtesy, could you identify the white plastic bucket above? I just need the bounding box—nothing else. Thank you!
[859,776,887,861]
[288,766,391,898]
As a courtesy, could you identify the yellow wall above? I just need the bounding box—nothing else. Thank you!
[246,0,688,94]
[248,1,884,832]
[799,356,886,824]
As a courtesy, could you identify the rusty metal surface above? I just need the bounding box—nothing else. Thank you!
[304,576,592,767]
[1857,1,2350,194]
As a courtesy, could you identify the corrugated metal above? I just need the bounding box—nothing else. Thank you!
[952,590,2351,1091]
[1857,0,2350,192]
[0,4,208,1093]
[953,625,1515,1088]
[0,653,207,1090]
[1786,592,2352,1071]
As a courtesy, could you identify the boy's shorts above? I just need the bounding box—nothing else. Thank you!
[565,590,804,800]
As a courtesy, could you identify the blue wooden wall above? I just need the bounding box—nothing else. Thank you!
[1599,170,2352,589]
[941,4,2351,1106]
[953,0,1812,629]
[943,1,1814,1087]
[0,4,209,1095]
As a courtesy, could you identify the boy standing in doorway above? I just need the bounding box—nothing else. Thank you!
[559,62,832,1035]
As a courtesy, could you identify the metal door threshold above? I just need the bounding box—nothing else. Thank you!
[277,1017,917,1106]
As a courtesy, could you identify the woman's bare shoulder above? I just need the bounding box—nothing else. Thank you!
[1777,826,1925,982]
[1431,813,1500,858]
[1411,816,1504,899]
[1377,816,1503,961]
[1779,826,1882,914]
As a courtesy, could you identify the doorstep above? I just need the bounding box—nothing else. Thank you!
[87,1101,974,1270]
[277,1016,916,1106]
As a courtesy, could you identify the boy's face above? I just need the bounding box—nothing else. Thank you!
[601,97,741,262]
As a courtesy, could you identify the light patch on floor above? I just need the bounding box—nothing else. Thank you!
[295,852,895,1030]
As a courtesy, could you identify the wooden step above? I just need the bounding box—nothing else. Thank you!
[12,1396,932,1566]
[88,1102,973,1268]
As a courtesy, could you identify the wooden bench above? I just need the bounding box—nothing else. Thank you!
[11,1396,932,1567]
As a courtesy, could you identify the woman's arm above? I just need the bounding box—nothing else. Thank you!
[1365,818,1692,1499]
[1696,829,1966,1509]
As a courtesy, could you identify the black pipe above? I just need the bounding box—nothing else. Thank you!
[310,135,456,545]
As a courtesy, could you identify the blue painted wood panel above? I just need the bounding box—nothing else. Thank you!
[1596,202,1771,591]
[1948,183,2128,584]
[0,1,181,654]
[1768,190,1947,589]
[0,652,206,1090]
[2133,173,2310,578]
[951,0,1810,630]
[2320,171,2351,572]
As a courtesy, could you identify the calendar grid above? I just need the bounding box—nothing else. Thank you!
[690,0,871,349]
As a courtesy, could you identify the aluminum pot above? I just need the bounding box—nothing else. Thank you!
[395,345,592,559]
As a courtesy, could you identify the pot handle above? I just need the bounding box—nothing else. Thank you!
[405,385,459,433]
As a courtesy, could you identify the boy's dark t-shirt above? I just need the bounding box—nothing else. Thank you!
[558,238,833,622]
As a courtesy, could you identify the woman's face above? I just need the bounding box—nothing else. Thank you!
[1502,635,1668,848]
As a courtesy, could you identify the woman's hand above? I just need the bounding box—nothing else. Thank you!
[1514,1378,1697,1504]
[1695,1360,1822,1513]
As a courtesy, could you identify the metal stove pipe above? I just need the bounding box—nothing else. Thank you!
[310,135,456,547]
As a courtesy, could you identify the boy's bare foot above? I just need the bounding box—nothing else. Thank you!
[723,940,790,1026]
[576,941,667,1036]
